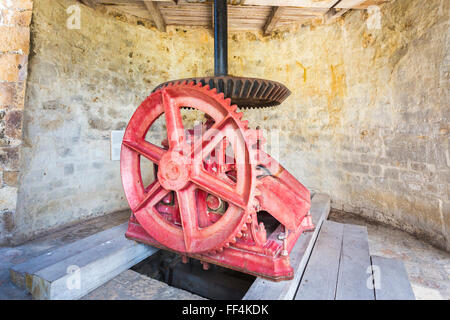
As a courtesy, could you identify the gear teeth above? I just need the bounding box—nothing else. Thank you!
[156,81,267,255]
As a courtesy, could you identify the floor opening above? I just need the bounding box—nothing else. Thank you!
[131,250,256,300]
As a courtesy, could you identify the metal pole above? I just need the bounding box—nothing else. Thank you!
[214,0,228,76]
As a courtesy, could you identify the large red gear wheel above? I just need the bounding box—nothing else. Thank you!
[120,81,258,253]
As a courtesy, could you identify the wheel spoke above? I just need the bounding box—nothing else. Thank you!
[133,181,169,212]
[162,90,185,151]
[191,116,234,165]
[122,138,165,164]
[176,184,198,252]
[190,169,246,209]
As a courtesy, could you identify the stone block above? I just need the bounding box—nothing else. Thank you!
[0,146,20,170]
[0,186,18,212]
[0,10,33,27]
[369,165,382,176]
[0,26,30,54]
[342,162,369,174]
[5,109,22,139]
[3,170,19,187]
[64,164,74,176]
[0,82,16,107]
[384,168,400,180]
[0,54,26,82]
[5,0,33,10]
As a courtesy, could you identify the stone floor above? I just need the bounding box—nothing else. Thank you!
[83,269,204,300]
[0,208,448,300]
[329,211,450,300]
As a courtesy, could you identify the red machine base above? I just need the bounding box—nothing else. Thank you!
[126,213,315,281]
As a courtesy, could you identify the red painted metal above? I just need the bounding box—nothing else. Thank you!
[121,81,313,281]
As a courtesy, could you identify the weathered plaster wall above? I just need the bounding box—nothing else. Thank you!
[11,0,449,250]
[0,0,32,245]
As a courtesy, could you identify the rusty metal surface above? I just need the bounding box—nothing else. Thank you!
[153,76,291,108]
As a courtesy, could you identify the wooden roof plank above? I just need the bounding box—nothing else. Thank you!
[78,0,391,32]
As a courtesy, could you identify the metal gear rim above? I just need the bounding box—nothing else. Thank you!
[153,76,291,108]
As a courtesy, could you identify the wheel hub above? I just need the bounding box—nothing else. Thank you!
[157,152,190,191]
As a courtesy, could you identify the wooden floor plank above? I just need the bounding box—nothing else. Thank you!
[10,223,130,290]
[335,224,375,300]
[243,193,330,300]
[23,223,159,300]
[294,220,344,300]
[31,237,158,300]
[371,256,415,300]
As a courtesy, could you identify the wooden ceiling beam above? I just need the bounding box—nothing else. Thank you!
[263,6,284,36]
[142,1,166,32]
[324,7,349,23]
[323,0,350,23]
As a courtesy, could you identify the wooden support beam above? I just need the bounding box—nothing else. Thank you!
[79,0,96,8]
[323,7,349,23]
[143,1,166,32]
[10,223,159,300]
[211,3,214,30]
[10,223,132,290]
[323,0,348,24]
[263,6,284,36]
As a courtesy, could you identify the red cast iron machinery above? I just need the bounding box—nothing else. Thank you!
[120,0,313,281]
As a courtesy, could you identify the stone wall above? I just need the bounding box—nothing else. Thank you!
[0,0,32,244]
[8,0,450,250]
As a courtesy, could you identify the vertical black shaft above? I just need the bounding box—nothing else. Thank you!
[214,0,228,76]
